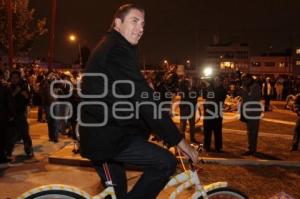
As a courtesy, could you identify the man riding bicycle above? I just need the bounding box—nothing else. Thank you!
[79,4,198,199]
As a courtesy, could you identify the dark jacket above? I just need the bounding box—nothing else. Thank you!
[0,82,15,122]
[79,30,182,161]
[203,84,227,118]
[10,83,30,114]
[240,82,262,119]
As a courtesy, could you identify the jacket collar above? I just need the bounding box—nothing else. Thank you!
[109,29,137,49]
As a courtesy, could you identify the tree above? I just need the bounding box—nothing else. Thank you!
[0,0,47,54]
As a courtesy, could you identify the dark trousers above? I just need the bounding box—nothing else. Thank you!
[179,105,196,143]
[246,119,260,153]
[45,106,59,141]
[14,113,33,155]
[38,106,43,121]
[0,122,9,159]
[93,135,177,199]
[203,118,223,151]
[292,117,300,150]
[264,95,271,111]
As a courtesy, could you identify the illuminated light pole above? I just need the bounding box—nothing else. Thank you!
[186,59,191,69]
[6,0,13,69]
[48,0,57,69]
[163,59,169,70]
[68,34,82,66]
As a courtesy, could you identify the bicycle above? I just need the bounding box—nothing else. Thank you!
[17,148,248,199]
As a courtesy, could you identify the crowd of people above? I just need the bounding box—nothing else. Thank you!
[143,67,300,154]
[1,63,300,164]
[0,65,81,163]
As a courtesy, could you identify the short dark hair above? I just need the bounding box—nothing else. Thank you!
[110,4,145,30]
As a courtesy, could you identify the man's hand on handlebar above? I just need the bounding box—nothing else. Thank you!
[177,139,199,164]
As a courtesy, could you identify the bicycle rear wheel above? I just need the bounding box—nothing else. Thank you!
[19,189,87,199]
[198,187,248,199]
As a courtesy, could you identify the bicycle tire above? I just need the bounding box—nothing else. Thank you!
[198,187,248,199]
[20,189,87,199]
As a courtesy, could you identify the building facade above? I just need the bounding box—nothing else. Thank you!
[249,56,291,77]
[205,42,250,73]
[293,47,300,76]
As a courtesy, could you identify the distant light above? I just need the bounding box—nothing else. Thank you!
[69,34,76,42]
[297,49,300,55]
[203,67,213,77]
[186,60,190,64]
[164,60,168,64]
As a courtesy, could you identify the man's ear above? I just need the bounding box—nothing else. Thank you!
[114,18,122,30]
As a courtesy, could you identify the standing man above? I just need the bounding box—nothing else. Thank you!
[202,75,227,152]
[9,71,33,158]
[240,74,262,156]
[178,75,199,144]
[262,77,273,112]
[291,93,300,151]
[79,4,198,199]
[0,70,15,163]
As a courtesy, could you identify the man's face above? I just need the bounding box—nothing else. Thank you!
[114,9,145,45]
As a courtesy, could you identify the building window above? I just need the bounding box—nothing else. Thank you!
[296,49,300,55]
[279,62,286,67]
[251,62,261,67]
[220,61,234,69]
[265,62,275,67]
[296,60,300,66]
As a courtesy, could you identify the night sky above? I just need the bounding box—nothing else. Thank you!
[29,0,300,66]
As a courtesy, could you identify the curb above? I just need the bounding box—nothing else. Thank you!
[49,144,300,168]
[199,157,300,168]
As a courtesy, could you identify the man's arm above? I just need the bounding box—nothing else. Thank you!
[106,53,182,146]
[177,139,199,163]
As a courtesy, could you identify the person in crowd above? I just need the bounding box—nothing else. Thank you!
[178,75,200,144]
[291,93,300,151]
[239,74,262,156]
[0,70,15,163]
[202,75,227,152]
[262,77,273,112]
[275,77,284,101]
[40,72,59,142]
[9,70,33,158]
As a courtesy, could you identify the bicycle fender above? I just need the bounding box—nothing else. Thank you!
[190,182,228,199]
[204,181,228,192]
[17,184,91,199]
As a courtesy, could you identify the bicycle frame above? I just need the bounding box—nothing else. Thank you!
[18,151,230,199]
[164,169,228,199]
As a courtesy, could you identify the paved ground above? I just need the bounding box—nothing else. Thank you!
[0,101,300,198]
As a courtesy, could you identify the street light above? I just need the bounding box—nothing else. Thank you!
[186,59,191,69]
[68,33,82,66]
[203,66,213,78]
[163,59,169,71]
[69,34,76,42]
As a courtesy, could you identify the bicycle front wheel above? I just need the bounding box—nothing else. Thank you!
[19,189,87,199]
[198,187,248,199]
